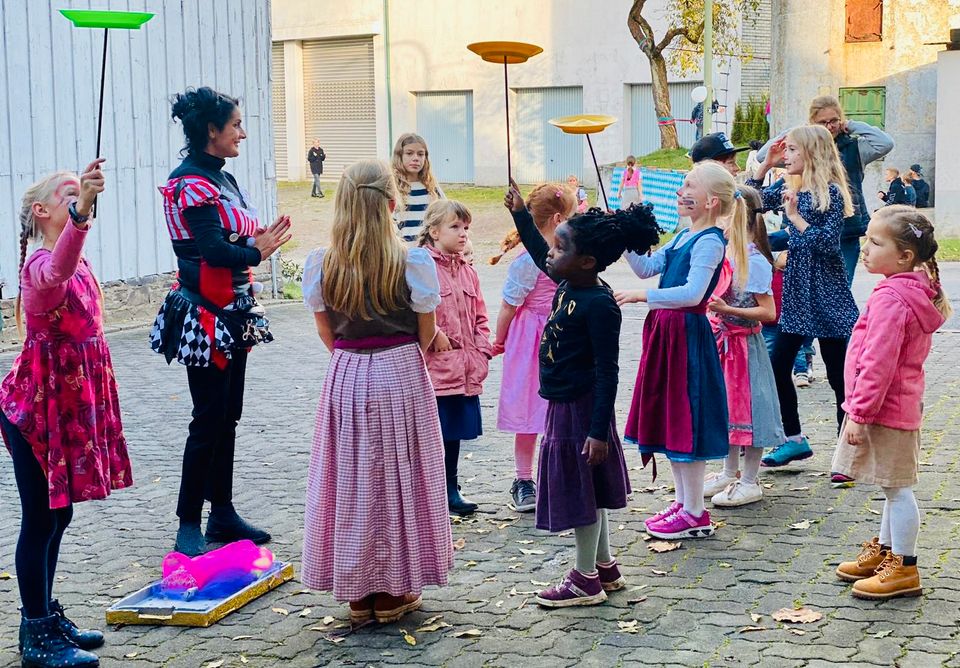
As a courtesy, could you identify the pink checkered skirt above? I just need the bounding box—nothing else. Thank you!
[301,343,453,601]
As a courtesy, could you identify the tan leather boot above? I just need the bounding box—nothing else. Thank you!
[852,554,922,600]
[374,593,422,623]
[836,537,888,582]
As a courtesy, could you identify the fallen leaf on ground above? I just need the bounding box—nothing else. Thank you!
[642,534,652,541]
[417,620,452,633]
[651,569,668,576]
[558,530,573,537]
[719,562,732,568]
[866,508,882,516]
[125,652,139,659]
[271,607,289,616]
[788,628,807,636]
[202,661,225,668]
[325,636,345,644]
[750,613,762,623]
[738,626,767,633]
[617,620,640,634]
[618,524,626,531]
[240,657,249,664]
[713,520,727,529]
[465,453,473,459]
[400,629,416,645]
[509,563,524,570]
[789,486,810,492]
[453,538,466,550]
[299,608,312,617]
[519,548,545,555]
[531,580,551,586]
[0,573,13,580]
[322,615,335,625]
[762,483,774,489]
[465,560,478,567]
[789,520,811,530]
[516,539,534,544]
[453,629,483,639]
[772,607,823,624]
[231,635,253,641]
[627,596,647,604]
[648,541,682,553]
[874,630,893,638]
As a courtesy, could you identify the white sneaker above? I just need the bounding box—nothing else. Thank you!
[712,480,763,507]
[793,372,810,388]
[703,471,738,497]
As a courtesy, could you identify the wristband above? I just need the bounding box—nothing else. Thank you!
[68,202,90,224]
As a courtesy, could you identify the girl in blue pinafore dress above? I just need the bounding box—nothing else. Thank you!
[617,162,744,540]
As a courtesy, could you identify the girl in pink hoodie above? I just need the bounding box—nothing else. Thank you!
[833,206,951,601]
[419,200,493,516]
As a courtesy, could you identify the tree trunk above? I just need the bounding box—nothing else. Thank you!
[649,51,679,150]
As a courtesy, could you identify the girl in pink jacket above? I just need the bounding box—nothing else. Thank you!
[418,200,493,515]
[833,206,951,601]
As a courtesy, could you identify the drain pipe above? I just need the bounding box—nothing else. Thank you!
[383,0,394,153]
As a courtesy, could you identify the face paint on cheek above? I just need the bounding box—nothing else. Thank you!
[53,180,79,207]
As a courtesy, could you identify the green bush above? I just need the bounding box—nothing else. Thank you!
[732,95,770,145]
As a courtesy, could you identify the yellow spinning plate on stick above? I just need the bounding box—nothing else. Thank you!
[467,41,543,183]
[549,114,618,210]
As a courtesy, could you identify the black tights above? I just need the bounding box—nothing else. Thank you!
[770,332,848,437]
[1,412,73,619]
[443,440,461,482]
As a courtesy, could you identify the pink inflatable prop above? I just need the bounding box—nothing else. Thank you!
[160,540,275,597]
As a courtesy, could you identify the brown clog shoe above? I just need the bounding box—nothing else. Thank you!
[374,593,422,623]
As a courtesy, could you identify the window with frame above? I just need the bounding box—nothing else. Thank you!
[839,87,886,129]
[845,0,883,42]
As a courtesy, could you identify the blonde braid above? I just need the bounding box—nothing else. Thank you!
[926,255,953,319]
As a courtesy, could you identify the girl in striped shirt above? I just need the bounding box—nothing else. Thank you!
[392,133,445,242]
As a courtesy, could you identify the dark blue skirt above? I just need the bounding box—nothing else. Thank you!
[436,395,483,441]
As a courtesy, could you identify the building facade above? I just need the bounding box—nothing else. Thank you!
[770,0,959,210]
[0,0,276,291]
[271,0,763,186]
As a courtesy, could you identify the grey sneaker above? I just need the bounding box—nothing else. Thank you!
[793,372,810,388]
[510,479,537,513]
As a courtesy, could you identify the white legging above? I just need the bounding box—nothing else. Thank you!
[671,460,707,517]
[878,486,919,557]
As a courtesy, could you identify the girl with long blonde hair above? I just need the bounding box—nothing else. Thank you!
[392,133,445,242]
[301,159,452,626]
[751,124,860,468]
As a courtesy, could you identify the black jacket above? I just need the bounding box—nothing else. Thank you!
[307,147,326,175]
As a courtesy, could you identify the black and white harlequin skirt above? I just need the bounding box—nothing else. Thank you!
[149,288,238,367]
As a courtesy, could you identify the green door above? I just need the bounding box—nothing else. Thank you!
[839,87,885,129]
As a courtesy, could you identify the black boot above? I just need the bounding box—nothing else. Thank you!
[443,440,478,516]
[19,613,99,668]
[49,600,104,651]
[206,503,271,544]
[174,521,207,556]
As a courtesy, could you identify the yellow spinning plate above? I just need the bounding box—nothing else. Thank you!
[548,114,617,135]
[467,41,543,64]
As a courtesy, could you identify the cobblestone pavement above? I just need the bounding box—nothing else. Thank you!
[1,262,959,668]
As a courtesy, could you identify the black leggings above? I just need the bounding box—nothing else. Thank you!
[770,332,848,437]
[177,350,247,523]
[1,412,73,619]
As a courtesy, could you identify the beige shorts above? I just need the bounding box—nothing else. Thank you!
[831,417,920,488]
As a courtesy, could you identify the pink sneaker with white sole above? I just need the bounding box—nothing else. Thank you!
[644,501,682,529]
[646,509,715,539]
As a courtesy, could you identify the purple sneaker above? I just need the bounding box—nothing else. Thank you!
[646,509,715,540]
[596,560,626,592]
[536,569,608,608]
[644,501,682,528]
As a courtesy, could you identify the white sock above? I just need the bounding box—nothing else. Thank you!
[882,486,919,556]
[879,499,892,547]
[679,460,707,517]
[670,460,685,505]
[786,433,804,443]
[723,445,740,479]
[742,448,763,485]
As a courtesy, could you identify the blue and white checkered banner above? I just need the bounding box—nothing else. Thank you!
[608,167,624,211]
[638,167,685,233]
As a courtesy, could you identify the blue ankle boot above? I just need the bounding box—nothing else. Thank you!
[19,613,99,668]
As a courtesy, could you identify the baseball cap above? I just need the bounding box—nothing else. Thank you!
[910,163,923,176]
[689,132,750,163]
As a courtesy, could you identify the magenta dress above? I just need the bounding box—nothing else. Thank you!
[0,224,133,509]
[497,251,554,434]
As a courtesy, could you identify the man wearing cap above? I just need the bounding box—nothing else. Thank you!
[910,164,929,208]
[688,132,751,177]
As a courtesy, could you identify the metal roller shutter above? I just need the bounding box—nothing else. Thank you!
[416,91,474,184]
[629,81,701,156]
[302,37,377,180]
[271,42,288,180]
[513,87,583,185]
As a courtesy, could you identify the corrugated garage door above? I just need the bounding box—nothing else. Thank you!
[630,81,701,155]
[302,37,376,179]
[416,91,474,184]
[271,42,287,180]
[513,87,583,185]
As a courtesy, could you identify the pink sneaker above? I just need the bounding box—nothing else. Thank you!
[644,501,682,528]
[646,509,715,540]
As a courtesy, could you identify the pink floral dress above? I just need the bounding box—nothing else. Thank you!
[0,243,133,510]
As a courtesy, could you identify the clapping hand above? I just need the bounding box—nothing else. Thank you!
[253,215,292,260]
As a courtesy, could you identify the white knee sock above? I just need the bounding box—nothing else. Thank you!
[879,500,892,547]
[679,460,707,517]
[742,448,763,485]
[882,486,919,556]
[670,461,685,505]
[723,445,740,479]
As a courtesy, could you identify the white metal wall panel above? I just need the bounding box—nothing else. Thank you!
[272,42,288,180]
[0,0,277,290]
[302,38,376,180]
[513,87,583,185]
[416,91,474,184]
[630,81,702,156]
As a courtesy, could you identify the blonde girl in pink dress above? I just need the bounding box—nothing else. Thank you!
[491,184,577,512]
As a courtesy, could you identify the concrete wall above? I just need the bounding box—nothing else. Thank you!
[935,50,960,236]
[272,0,750,186]
[0,0,277,290]
[770,0,959,212]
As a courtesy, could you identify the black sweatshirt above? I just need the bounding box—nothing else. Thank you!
[511,209,622,441]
